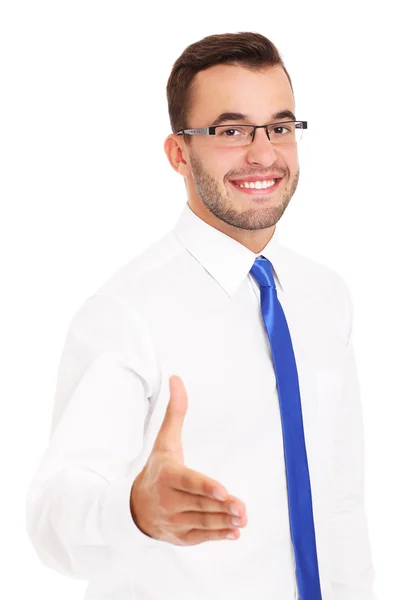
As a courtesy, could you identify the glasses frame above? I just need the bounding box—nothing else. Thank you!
[176,120,307,144]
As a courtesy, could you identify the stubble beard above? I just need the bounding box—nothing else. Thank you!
[189,151,299,231]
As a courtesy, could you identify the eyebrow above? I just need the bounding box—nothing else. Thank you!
[209,109,296,127]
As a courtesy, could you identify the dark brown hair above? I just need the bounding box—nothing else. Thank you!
[166,31,293,143]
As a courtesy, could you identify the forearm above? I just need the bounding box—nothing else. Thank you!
[25,294,159,580]
[26,468,111,580]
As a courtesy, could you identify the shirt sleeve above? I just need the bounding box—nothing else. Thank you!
[330,281,377,599]
[25,293,161,581]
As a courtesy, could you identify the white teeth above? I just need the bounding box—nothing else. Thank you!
[237,179,276,189]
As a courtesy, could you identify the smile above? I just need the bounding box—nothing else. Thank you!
[229,178,283,195]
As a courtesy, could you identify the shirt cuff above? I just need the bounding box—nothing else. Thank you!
[101,464,157,553]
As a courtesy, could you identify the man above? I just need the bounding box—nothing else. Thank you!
[26,31,376,599]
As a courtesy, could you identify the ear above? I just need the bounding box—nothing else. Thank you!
[164,134,191,177]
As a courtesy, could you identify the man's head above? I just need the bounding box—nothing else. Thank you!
[164,32,302,253]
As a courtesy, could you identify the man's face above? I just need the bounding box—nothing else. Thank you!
[169,63,300,235]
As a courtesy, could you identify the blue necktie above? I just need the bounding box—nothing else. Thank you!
[250,256,323,600]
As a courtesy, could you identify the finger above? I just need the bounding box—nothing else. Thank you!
[183,527,241,545]
[167,463,229,501]
[171,488,246,517]
[153,375,188,459]
[172,510,248,531]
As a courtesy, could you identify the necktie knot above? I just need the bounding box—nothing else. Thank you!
[250,256,276,289]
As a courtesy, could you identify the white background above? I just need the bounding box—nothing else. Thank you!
[1,1,399,598]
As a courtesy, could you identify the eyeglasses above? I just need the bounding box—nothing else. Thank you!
[177,120,307,147]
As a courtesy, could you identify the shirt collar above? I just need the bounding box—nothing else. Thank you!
[172,202,286,297]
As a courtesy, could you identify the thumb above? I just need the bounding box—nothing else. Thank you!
[152,375,188,461]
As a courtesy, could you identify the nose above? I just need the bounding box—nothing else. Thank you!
[245,127,278,164]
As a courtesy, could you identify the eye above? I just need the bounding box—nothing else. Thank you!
[271,123,294,135]
[223,129,241,136]
[218,126,248,137]
[273,126,287,134]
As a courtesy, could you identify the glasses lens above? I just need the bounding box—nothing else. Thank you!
[214,125,254,146]
[267,121,304,144]
[214,122,304,146]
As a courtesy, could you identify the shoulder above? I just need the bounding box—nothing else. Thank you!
[66,231,182,347]
[94,231,183,301]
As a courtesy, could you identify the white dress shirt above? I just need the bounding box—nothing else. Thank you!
[25,201,376,600]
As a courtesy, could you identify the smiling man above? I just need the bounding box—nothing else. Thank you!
[26,32,376,600]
